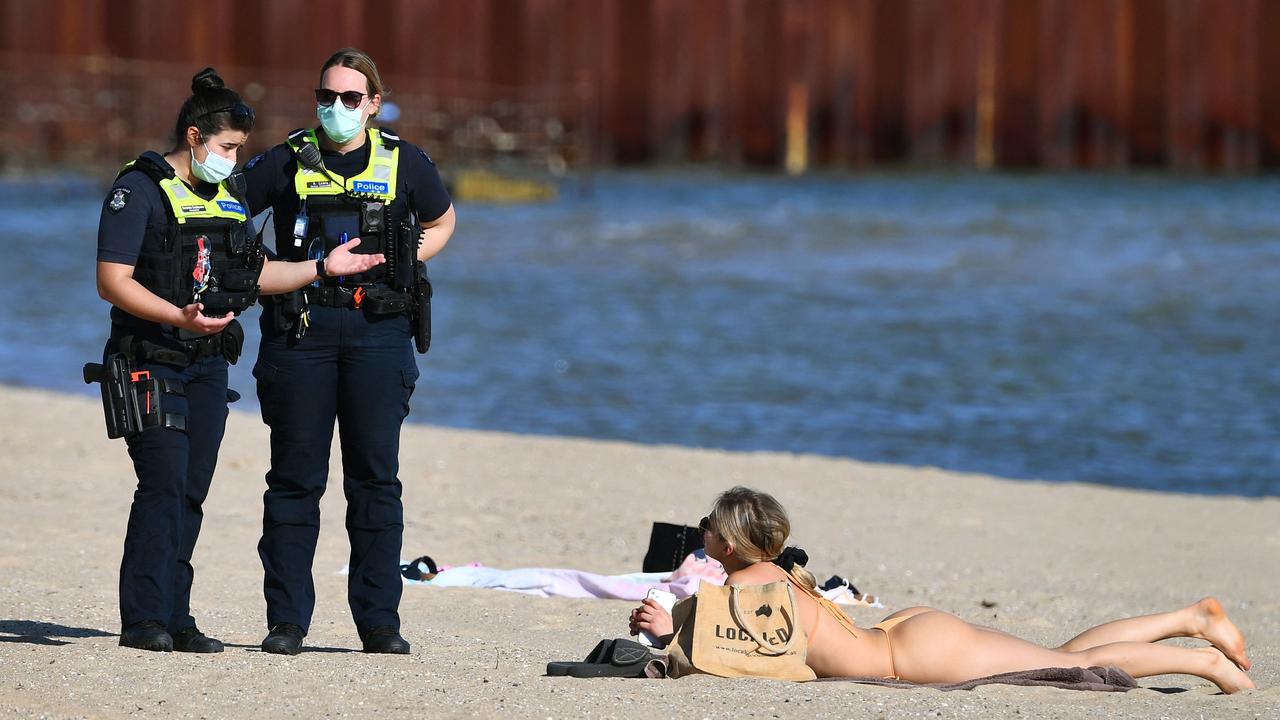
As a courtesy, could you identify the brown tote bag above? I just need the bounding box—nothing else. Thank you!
[664,580,816,681]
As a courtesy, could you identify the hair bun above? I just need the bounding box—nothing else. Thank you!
[191,67,225,95]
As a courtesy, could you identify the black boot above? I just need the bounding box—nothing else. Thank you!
[361,626,410,654]
[261,623,305,655]
[172,626,225,653]
[119,621,173,652]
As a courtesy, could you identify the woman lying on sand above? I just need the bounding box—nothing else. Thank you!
[630,486,1254,693]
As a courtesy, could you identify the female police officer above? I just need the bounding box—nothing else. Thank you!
[95,68,383,653]
[242,48,455,655]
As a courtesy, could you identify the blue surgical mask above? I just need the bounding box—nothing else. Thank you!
[191,142,235,183]
[317,99,368,144]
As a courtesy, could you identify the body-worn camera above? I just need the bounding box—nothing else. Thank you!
[360,201,385,245]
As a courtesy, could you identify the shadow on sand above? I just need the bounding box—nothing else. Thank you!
[224,642,358,654]
[0,620,116,646]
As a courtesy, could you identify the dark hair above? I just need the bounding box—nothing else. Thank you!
[170,67,255,147]
[319,48,386,117]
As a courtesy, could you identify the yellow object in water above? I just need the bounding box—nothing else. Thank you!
[450,169,558,203]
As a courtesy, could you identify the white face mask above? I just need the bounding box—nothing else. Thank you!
[317,98,368,144]
[191,141,235,183]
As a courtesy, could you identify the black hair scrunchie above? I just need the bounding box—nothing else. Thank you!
[771,546,809,572]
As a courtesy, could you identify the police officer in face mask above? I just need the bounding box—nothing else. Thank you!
[92,68,385,654]
[241,48,456,655]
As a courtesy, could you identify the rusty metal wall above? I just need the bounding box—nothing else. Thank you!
[2,0,1276,172]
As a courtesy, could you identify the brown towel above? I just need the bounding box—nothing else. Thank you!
[818,665,1138,692]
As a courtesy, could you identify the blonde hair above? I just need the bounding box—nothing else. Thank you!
[320,48,386,116]
[709,486,817,593]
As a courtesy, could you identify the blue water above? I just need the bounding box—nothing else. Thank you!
[3,171,1278,496]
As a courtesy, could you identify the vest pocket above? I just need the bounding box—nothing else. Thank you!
[220,268,259,291]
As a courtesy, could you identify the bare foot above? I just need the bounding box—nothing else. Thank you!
[1193,597,1250,671]
[1200,647,1255,694]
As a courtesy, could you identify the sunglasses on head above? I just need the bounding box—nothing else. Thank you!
[315,88,368,110]
[198,103,255,123]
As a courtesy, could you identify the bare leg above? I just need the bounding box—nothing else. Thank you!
[886,610,1254,694]
[1056,598,1250,671]
[1078,643,1254,694]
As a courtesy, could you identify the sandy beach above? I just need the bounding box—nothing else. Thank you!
[0,383,1276,719]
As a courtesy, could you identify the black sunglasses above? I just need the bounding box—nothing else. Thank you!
[698,516,712,533]
[198,103,255,123]
[315,88,368,110]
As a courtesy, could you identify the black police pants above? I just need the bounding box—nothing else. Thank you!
[115,350,229,633]
[255,305,418,635]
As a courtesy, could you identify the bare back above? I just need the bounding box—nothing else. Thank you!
[726,563,895,679]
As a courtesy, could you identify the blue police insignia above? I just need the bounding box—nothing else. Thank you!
[352,180,389,194]
[245,152,265,170]
[108,187,131,213]
[418,148,435,166]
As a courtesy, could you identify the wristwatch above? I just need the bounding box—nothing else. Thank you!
[315,257,327,279]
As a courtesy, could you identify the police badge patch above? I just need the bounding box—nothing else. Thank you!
[108,187,131,213]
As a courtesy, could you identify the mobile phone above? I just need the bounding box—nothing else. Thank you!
[639,588,678,647]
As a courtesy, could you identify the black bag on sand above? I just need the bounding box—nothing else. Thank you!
[642,522,705,573]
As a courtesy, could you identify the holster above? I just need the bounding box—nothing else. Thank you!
[412,268,432,355]
[268,290,307,335]
[82,353,186,440]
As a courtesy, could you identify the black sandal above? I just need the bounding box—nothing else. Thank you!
[546,638,654,678]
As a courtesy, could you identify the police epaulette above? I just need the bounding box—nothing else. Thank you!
[118,151,176,183]
[377,127,400,146]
